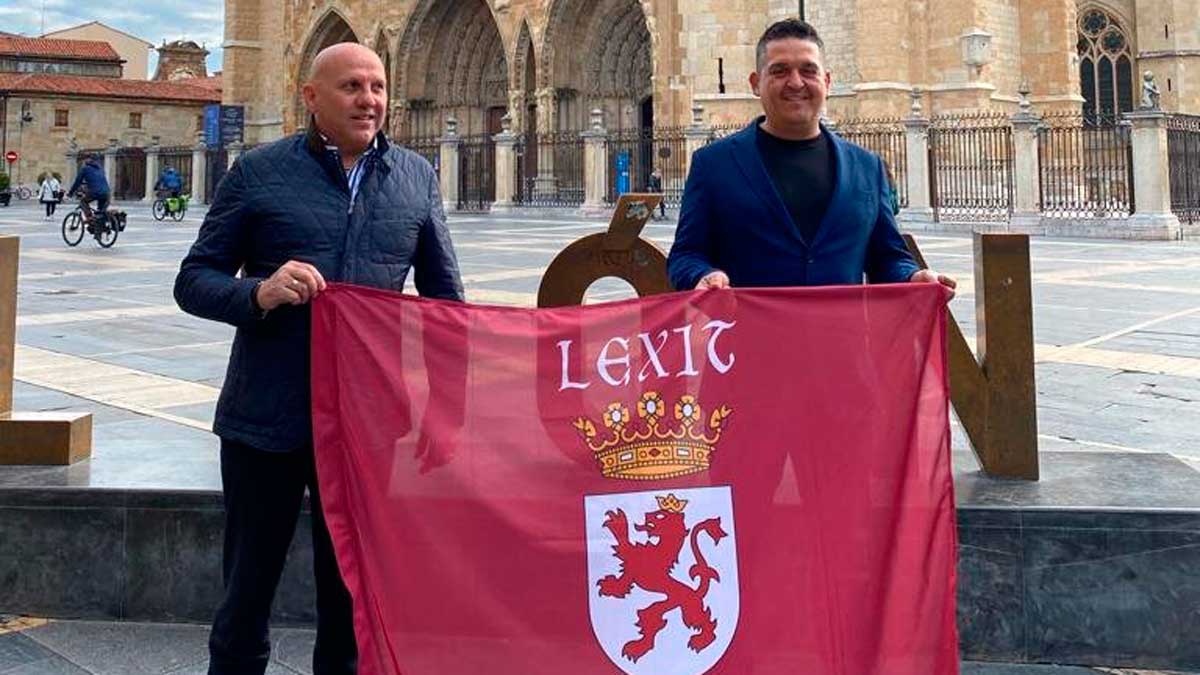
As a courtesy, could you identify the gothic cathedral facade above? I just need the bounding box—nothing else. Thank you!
[223,0,1200,144]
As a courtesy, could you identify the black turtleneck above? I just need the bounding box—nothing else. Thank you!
[755,124,835,245]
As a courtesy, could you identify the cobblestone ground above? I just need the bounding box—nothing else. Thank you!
[2,199,1200,490]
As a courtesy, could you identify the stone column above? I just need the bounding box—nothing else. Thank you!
[492,113,518,212]
[439,117,462,213]
[191,131,208,205]
[227,142,243,170]
[683,103,711,176]
[581,108,609,216]
[143,136,160,202]
[1009,87,1042,233]
[64,139,79,190]
[103,139,119,195]
[1125,109,1181,239]
[900,90,934,227]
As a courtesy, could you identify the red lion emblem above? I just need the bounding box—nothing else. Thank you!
[597,494,728,662]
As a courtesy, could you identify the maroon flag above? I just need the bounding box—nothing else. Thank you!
[312,283,958,675]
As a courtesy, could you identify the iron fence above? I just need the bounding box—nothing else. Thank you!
[396,136,441,176]
[515,131,584,207]
[205,148,228,203]
[706,124,743,144]
[113,147,146,201]
[158,146,193,195]
[928,112,1014,222]
[836,117,909,208]
[457,134,495,212]
[1168,114,1200,225]
[1038,112,1133,219]
[605,127,688,206]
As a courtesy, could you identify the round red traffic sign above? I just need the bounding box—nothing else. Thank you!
[3,151,16,163]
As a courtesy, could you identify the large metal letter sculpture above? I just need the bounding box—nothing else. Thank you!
[537,194,670,307]
[905,233,1038,480]
[0,236,93,464]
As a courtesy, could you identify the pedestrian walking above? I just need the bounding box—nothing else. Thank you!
[38,172,62,219]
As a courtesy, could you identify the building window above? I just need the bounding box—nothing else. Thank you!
[196,114,204,131]
[129,112,143,129]
[54,109,69,127]
[1078,8,1134,124]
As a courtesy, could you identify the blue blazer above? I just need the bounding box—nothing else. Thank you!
[667,118,918,290]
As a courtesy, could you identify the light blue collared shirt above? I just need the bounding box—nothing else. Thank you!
[322,135,378,213]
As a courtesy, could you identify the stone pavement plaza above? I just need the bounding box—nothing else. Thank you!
[1,198,1200,490]
[2,199,1200,674]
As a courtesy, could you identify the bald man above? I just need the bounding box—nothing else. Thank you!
[175,42,463,675]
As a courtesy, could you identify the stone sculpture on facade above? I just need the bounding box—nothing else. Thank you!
[1140,71,1161,110]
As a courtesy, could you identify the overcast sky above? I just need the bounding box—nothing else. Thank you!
[0,0,224,75]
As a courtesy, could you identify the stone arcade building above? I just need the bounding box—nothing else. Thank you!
[0,36,220,198]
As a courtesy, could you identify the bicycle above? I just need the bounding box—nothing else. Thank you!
[151,192,188,222]
[13,185,33,200]
[62,195,124,248]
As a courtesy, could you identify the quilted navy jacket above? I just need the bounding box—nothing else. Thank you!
[174,129,464,452]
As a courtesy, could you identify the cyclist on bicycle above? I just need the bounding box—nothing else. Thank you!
[155,167,183,199]
[67,154,111,229]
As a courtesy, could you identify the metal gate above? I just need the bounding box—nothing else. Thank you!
[837,118,909,208]
[1038,112,1133,218]
[205,148,229,203]
[604,127,688,205]
[396,136,441,176]
[158,147,193,195]
[114,147,146,201]
[514,131,584,207]
[457,135,494,212]
[928,113,1013,223]
[1168,114,1200,225]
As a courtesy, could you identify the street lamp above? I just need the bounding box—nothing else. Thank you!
[16,100,32,186]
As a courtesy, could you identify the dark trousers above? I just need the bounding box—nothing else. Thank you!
[44,201,57,217]
[88,195,109,225]
[208,439,357,675]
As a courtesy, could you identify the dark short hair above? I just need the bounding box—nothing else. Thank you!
[756,19,824,71]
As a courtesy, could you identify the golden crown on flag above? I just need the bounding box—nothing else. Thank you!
[572,392,732,481]
[656,494,689,513]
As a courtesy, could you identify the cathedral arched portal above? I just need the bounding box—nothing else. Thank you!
[292,10,359,132]
[395,0,509,139]
[542,0,653,132]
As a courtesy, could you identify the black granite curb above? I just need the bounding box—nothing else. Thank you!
[2,451,1198,670]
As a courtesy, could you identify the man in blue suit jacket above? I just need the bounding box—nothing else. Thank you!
[668,19,956,295]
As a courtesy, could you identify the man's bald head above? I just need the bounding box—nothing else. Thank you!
[302,41,388,168]
[307,42,384,83]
